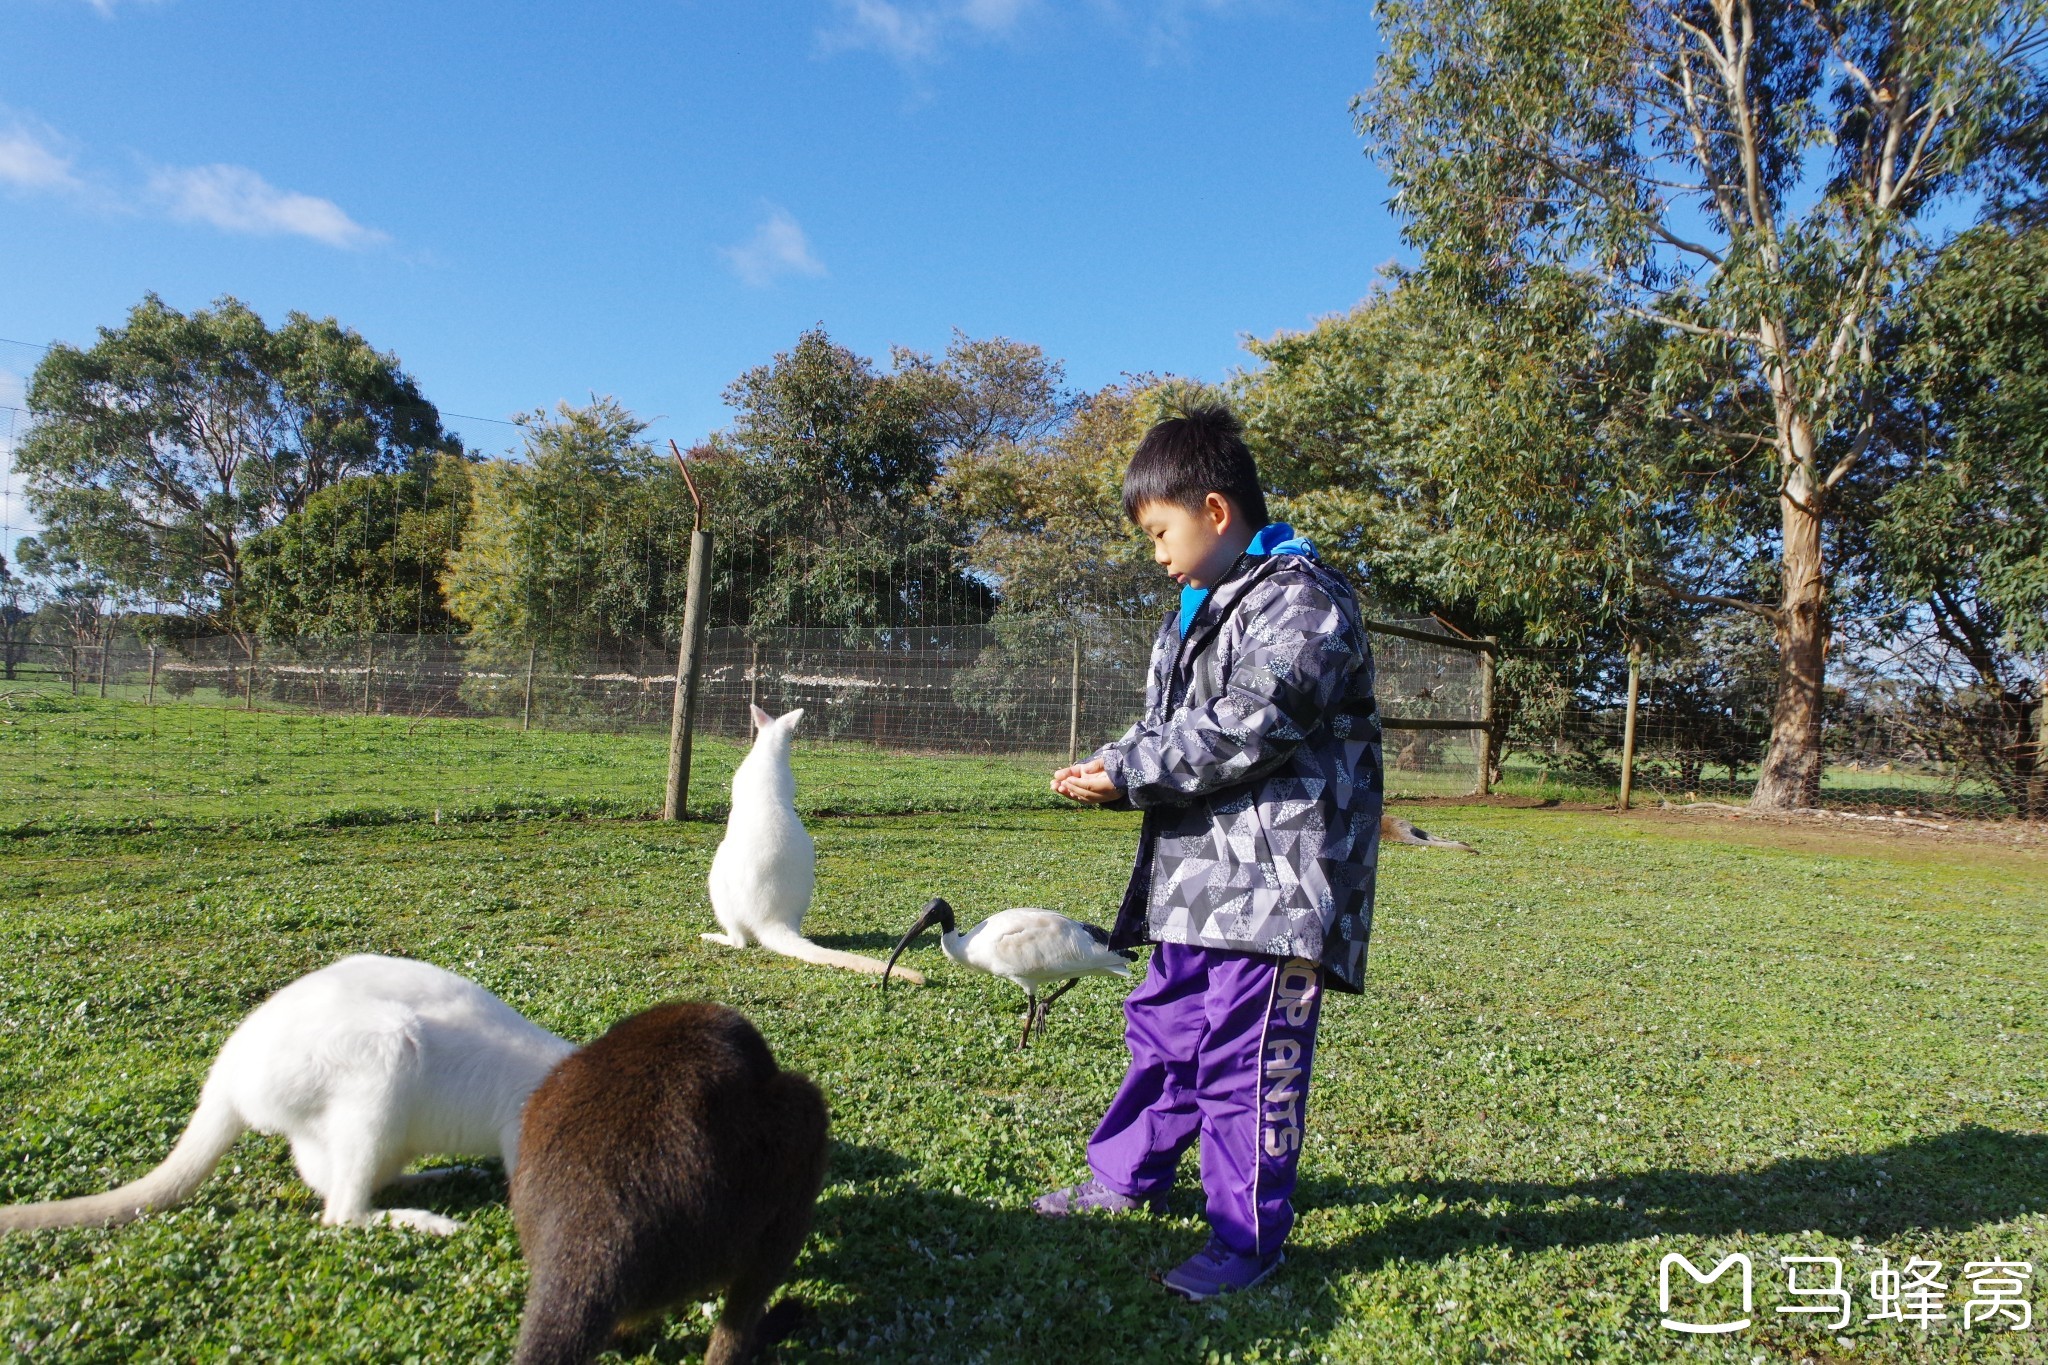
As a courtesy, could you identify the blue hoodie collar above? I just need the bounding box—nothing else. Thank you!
[1178,521,1314,637]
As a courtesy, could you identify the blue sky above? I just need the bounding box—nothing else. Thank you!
[0,1,1404,561]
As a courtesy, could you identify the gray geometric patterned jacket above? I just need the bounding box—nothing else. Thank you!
[1096,547,1383,993]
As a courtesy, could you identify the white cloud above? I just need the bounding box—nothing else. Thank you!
[817,0,1036,64]
[720,207,827,288]
[959,0,1032,32]
[814,1,1258,68]
[0,120,85,195]
[0,107,386,250]
[1127,0,1261,63]
[146,162,388,250]
[819,0,942,62]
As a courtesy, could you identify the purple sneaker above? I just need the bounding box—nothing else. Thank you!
[1160,1236,1285,1301]
[1031,1178,1167,1217]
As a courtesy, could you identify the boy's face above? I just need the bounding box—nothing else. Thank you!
[1134,494,1249,589]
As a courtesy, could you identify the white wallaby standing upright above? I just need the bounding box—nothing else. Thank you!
[0,954,575,1236]
[704,704,923,985]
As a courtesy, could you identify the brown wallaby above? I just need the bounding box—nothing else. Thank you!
[509,1002,830,1365]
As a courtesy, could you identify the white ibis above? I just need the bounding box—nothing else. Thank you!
[882,897,1134,1048]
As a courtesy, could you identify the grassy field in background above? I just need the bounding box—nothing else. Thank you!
[0,698,2044,1362]
[3,687,2006,836]
[0,692,1069,830]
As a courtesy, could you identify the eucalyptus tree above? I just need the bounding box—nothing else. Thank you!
[1875,223,2048,675]
[938,375,1216,617]
[1358,0,2047,807]
[703,328,1026,630]
[242,456,473,639]
[0,552,30,680]
[443,398,688,658]
[1865,223,2048,810]
[16,294,455,639]
[1236,277,1728,645]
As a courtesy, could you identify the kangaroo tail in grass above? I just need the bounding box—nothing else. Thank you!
[0,1086,245,1231]
[752,924,926,985]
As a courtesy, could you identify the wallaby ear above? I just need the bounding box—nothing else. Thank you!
[749,703,774,731]
[781,707,805,731]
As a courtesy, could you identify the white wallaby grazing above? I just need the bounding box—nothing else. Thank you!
[0,954,574,1235]
[704,704,924,984]
[1380,812,1477,852]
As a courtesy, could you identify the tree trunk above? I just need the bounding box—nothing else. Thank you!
[1752,464,1827,810]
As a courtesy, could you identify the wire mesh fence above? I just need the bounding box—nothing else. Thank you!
[0,616,1497,827]
[1494,648,2045,822]
[5,618,2037,826]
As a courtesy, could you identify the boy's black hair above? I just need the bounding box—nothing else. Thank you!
[1121,403,1270,529]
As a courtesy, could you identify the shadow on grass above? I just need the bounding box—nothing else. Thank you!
[1313,1123,2044,1257]
[792,1126,2042,1359]
[368,1129,2041,1360]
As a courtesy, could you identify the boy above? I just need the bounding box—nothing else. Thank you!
[1039,404,1382,1301]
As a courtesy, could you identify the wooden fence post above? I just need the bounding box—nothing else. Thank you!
[2032,696,2047,821]
[70,645,80,696]
[521,641,536,733]
[1474,639,1497,795]
[1618,648,1642,811]
[1066,625,1083,767]
[664,442,712,821]
[362,638,375,716]
[747,638,760,714]
[97,639,110,699]
[245,638,257,711]
[146,645,158,705]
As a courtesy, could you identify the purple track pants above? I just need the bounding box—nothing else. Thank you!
[1086,942,1324,1257]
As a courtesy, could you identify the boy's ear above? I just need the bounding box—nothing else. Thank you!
[749,703,774,731]
[1205,491,1234,532]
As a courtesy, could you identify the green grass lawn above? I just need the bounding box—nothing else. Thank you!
[5,683,2008,835]
[0,692,1070,831]
[1,700,2044,1362]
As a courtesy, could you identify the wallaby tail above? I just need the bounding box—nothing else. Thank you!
[513,1280,618,1365]
[0,1086,245,1231]
[1379,813,1477,853]
[752,924,925,986]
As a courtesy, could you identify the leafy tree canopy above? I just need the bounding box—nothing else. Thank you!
[16,294,456,633]
[1238,274,1772,648]
[242,456,473,639]
[1875,222,2048,666]
[939,376,1221,618]
[1355,0,2047,806]
[702,328,1062,629]
[443,398,689,658]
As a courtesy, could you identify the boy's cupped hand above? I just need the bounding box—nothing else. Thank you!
[1051,757,1124,805]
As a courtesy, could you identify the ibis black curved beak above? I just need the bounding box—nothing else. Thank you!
[882,897,951,992]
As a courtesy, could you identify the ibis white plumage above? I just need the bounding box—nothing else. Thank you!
[882,897,1134,1048]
